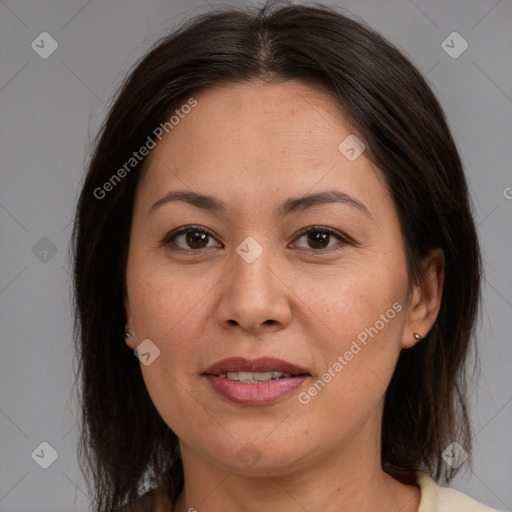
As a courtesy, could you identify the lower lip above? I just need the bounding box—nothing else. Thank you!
[204,375,310,405]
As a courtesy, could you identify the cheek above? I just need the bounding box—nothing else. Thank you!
[301,258,406,343]
[125,256,215,410]
[127,267,217,435]
[127,253,215,348]
[298,293,405,431]
[298,261,407,409]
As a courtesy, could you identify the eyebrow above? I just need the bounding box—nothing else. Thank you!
[149,189,371,218]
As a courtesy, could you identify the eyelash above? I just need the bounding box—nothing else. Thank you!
[159,225,350,254]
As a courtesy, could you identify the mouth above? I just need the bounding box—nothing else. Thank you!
[215,370,296,383]
[202,357,311,405]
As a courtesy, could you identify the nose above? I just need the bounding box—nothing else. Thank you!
[215,242,292,335]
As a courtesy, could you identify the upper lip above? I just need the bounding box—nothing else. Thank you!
[203,357,310,376]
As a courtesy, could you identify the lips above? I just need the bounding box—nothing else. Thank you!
[203,357,311,406]
[204,357,310,376]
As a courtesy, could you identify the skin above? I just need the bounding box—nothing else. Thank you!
[124,80,445,512]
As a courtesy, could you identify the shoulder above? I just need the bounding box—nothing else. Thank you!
[415,471,501,512]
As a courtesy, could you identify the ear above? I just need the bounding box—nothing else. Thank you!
[402,248,445,349]
[124,295,137,349]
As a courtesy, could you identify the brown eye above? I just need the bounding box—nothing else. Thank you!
[181,231,210,250]
[163,226,221,252]
[293,227,347,251]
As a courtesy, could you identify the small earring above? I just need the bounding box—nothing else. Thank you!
[413,332,422,341]
[124,327,132,338]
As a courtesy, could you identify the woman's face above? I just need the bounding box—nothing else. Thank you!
[124,80,427,475]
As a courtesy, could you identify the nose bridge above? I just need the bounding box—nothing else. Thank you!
[230,234,275,301]
[216,233,291,332]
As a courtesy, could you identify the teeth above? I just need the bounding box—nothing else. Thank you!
[219,371,292,383]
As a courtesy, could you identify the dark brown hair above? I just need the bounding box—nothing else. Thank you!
[72,2,481,510]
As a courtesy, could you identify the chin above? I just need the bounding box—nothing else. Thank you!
[196,434,316,476]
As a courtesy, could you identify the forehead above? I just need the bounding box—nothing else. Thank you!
[137,80,390,217]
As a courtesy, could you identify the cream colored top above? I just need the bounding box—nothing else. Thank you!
[416,471,500,512]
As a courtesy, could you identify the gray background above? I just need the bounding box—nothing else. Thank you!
[0,0,511,511]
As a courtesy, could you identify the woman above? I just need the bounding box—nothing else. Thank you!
[72,2,498,511]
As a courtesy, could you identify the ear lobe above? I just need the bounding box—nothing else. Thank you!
[402,248,445,349]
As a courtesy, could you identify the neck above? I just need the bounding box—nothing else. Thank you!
[172,422,421,512]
